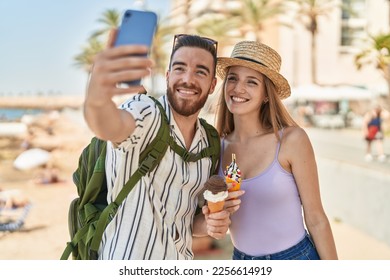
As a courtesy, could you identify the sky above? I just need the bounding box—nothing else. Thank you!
[0,0,169,96]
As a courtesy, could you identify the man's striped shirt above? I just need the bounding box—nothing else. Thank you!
[98,94,213,260]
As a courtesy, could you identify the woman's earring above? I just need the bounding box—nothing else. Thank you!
[264,98,269,104]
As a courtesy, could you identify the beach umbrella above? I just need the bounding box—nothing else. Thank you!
[13,148,51,170]
[291,84,373,101]
[0,122,27,137]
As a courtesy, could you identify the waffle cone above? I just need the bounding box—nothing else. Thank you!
[207,200,225,213]
[226,177,241,192]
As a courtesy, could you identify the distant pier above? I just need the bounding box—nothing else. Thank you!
[0,96,84,110]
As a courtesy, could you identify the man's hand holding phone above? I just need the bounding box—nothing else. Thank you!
[84,10,157,143]
[88,30,153,102]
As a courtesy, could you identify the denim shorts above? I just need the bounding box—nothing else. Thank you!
[232,234,320,260]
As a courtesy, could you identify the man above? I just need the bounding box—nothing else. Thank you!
[84,32,238,259]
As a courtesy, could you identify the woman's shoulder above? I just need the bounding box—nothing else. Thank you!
[281,126,311,149]
[281,127,314,161]
[282,126,308,142]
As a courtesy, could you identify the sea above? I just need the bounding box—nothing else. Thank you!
[0,108,44,122]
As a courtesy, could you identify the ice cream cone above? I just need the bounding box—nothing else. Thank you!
[225,153,242,192]
[226,177,241,192]
[203,175,228,213]
[207,200,225,213]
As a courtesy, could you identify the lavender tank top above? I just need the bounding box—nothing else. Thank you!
[219,131,306,256]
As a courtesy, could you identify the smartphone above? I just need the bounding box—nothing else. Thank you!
[114,9,158,86]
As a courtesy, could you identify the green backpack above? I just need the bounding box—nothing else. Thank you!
[60,97,220,260]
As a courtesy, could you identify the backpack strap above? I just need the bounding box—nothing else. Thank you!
[168,118,220,174]
[138,96,170,164]
[86,97,220,259]
[147,96,220,174]
[199,118,220,175]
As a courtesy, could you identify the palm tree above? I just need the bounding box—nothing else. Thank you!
[73,8,177,94]
[90,9,121,39]
[149,18,181,94]
[170,0,195,33]
[289,0,337,85]
[73,37,104,73]
[227,0,286,41]
[185,0,285,54]
[182,0,192,32]
[195,0,285,42]
[73,9,121,87]
[192,14,238,53]
[355,33,390,108]
[73,37,104,93]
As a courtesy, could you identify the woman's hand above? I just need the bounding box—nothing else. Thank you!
[225,188,244,215]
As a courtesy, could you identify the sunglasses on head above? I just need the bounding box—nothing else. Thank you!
[172,34,218,52]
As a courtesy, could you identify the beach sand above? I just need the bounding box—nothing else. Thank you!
[0,108,90,260]
[1,108,390,260]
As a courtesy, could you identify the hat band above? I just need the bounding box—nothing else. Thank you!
[235,56,266,68]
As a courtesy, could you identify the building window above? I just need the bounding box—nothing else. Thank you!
[340,0,366,49]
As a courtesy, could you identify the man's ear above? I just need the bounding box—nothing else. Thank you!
[166,70,170,81]
[209,77,218,95]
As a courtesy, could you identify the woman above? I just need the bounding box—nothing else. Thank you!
[362,104,389,162]
[215,41,338,260]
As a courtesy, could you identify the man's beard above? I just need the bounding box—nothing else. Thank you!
[166,84,209,117]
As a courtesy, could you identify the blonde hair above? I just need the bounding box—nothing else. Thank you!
[215,74,298,140]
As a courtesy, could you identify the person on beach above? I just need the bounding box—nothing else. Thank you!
[362,104,389,162]
[214,40,338,260]
[84,32,239,259]
[33,164,61,185]
[0,188,32,232]
[0,189,30,209]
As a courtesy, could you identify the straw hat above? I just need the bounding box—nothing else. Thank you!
[216,41,291,99]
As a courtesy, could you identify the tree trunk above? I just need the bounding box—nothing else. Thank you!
[311,30,318,85]
[184,0,191,32]
[85,72,91,96]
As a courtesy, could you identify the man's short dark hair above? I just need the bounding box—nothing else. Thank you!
[169,34,218,76]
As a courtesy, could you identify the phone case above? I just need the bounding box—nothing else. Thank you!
[115,9,158,86]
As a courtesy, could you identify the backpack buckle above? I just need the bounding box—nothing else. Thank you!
[138,154,157,176]
[88,249,98,260]
[182,150,191,162]
[108,202,119,221]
